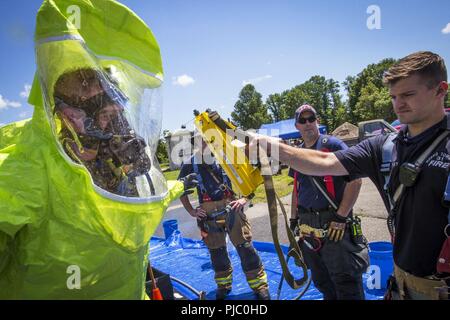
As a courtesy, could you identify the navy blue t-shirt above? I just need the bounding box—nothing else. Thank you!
[335,116,450,277]
[178,155,233,203]
[289,135,353,210]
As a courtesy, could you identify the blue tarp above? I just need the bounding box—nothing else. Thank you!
[149,229,387,300]
[259,118,327,140]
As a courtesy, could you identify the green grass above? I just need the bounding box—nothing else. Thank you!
[251,168,293,203]
[163,169,180,181]
[162,168,293,204]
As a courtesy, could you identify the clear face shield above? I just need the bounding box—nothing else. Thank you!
[36,40,167,199]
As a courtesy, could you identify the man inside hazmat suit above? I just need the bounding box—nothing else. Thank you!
[0,0,189,299]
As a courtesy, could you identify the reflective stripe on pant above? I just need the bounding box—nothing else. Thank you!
[246,268,268,290]
[202,208,268,291]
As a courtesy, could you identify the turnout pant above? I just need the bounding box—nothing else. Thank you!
[298,211,369,300]
[199,201,268,292]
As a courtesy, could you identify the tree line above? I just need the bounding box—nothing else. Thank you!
[157,57,450,164]
[231,58,450,131]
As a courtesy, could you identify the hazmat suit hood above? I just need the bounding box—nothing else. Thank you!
[0,0,183,299]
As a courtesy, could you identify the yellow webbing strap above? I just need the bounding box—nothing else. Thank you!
[299,224,327,238]
[258,145,309,289]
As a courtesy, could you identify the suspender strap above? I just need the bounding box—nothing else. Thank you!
[308,176,339,211]
[192,157,207,194]
[295,136,337,209]
[316,136,336,198]
[298,136,338,211]
[192,156,235,197]
[203,163,235,195]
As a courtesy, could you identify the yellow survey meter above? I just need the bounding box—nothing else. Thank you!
[193,109,263,198]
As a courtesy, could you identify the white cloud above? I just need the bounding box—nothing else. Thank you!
[242,75,273,86]
[19,111,28,118]
[9,101,21,108]
[0,94,22,110]
[20,84,32,98]
[172,74,195,87]
[442,23,450,34]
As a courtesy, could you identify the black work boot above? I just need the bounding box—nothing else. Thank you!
[255,288,271,300]
[216,287,231,300]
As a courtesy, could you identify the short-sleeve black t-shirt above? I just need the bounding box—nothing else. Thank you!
[335,116,450,277]
[288,135,355,210]
[178,155,233,203]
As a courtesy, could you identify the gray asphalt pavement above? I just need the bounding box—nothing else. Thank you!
[154,178,391,243]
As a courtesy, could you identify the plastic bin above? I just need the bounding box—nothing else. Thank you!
[163,219,178,240]
[368,241,394,289]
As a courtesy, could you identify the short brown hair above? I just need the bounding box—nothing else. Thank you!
[383,51,447,88]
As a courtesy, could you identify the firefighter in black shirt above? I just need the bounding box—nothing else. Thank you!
[250,51,450,300]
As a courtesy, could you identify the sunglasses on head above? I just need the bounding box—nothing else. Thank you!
[297,115,316,124]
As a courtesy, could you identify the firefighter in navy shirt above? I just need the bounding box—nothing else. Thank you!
[251,51,450,300]
[289,104,366,300]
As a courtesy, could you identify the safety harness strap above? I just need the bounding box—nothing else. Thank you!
[192,156,234,197]
[295,136,337,209]
[204,164,235,197]
[192,156,207,194]
[308,176,339,211]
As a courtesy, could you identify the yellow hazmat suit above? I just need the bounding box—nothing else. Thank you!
[0,0,183,299]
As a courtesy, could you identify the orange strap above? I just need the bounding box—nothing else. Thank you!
[294,148,336,202]
[321,148,336,199]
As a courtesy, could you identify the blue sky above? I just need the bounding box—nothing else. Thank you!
[0,0,449,132]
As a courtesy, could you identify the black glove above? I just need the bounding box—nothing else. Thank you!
[327,212,347,242]
[179,173,198,196]
[289,218,299,233]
